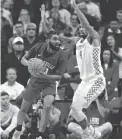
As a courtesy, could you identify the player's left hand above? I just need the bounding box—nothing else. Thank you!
[1,130,9,138]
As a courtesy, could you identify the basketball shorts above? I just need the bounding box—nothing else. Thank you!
[23,78,56,102]
[72,75,106,109]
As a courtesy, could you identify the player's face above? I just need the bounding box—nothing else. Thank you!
[103,50,111,62]
[1,95,10,107]
[107,36,115,47]
[6,69,17,82]
[50,34,61,50]
[13,42,24,51]
[78,26,88,39]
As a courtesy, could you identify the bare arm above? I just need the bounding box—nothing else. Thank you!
[72,0,100,46]
[5,107,19,133]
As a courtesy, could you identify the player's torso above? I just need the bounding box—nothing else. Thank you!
[76,38,103,80]
[35,44,61,75]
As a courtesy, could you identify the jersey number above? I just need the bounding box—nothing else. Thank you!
[80,50,82,59]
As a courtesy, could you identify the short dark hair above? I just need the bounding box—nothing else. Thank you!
[15,21,23,26]
[6,67,17,75]
[1,91,9,97]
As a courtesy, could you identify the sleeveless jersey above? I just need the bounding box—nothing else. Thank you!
[76,38,103,80]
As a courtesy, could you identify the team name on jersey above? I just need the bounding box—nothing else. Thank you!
[43,61,55,70]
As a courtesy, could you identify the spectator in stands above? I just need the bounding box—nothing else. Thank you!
[2,37,30,87]
[1,68,25,105]
[105,34,122,97]
[0,91,19,139]
[8,21,24,53]
[18,8,31,34]
[60,0,73,13]
[46,0,71,26]
[32,100,61,139]
[1,8,12,57]
[116,10,122,29]
[39,5,56,42]
[78,0,101,21]
[102,20,122,49]
[101,49,119,100]
[23,23,38,53]
[70,14,79,36]
[49,9,67,34]
[1,0,13,26]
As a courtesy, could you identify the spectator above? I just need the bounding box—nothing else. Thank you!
[23,23,38,53]
[2,37,30,87]
[101,49,119,100]
[32,100,61,139]
[60,0,73,13]
[1,0,13,26]
[18,8,31,34]
[1,9,12,57]
[8,21,24,53]
[99,0,122,25]
[0,91,19,139]
[110,47,122,97]
[1,68,25,105]
[102,35,119,58]
[70,14,79,36]
[116,10,122,28]
[46,0,71,26]
[78,0,101,21]
[102,20,122,49]
[49,9,67,34]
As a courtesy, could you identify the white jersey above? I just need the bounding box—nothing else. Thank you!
[76,38,103,80]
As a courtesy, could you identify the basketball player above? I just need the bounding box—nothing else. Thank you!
[67,0,106,138]
[12,31,68,138]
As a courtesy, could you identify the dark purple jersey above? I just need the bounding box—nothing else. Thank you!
[27,42,68,82]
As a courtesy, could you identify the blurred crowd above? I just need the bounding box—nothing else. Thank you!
[1,0,122,139]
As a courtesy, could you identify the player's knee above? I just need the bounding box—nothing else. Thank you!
[71,103,81,113]
[106,122,113,133]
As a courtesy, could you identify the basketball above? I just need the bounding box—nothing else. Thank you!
[28,58,46,76]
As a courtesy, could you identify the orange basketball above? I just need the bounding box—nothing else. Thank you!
[28,58,46,76]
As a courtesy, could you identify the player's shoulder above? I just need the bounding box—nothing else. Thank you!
[59,48,68,59]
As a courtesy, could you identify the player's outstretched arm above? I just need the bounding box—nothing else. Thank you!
[72,0,100,44]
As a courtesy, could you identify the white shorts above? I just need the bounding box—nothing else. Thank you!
[72,75,106,109]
